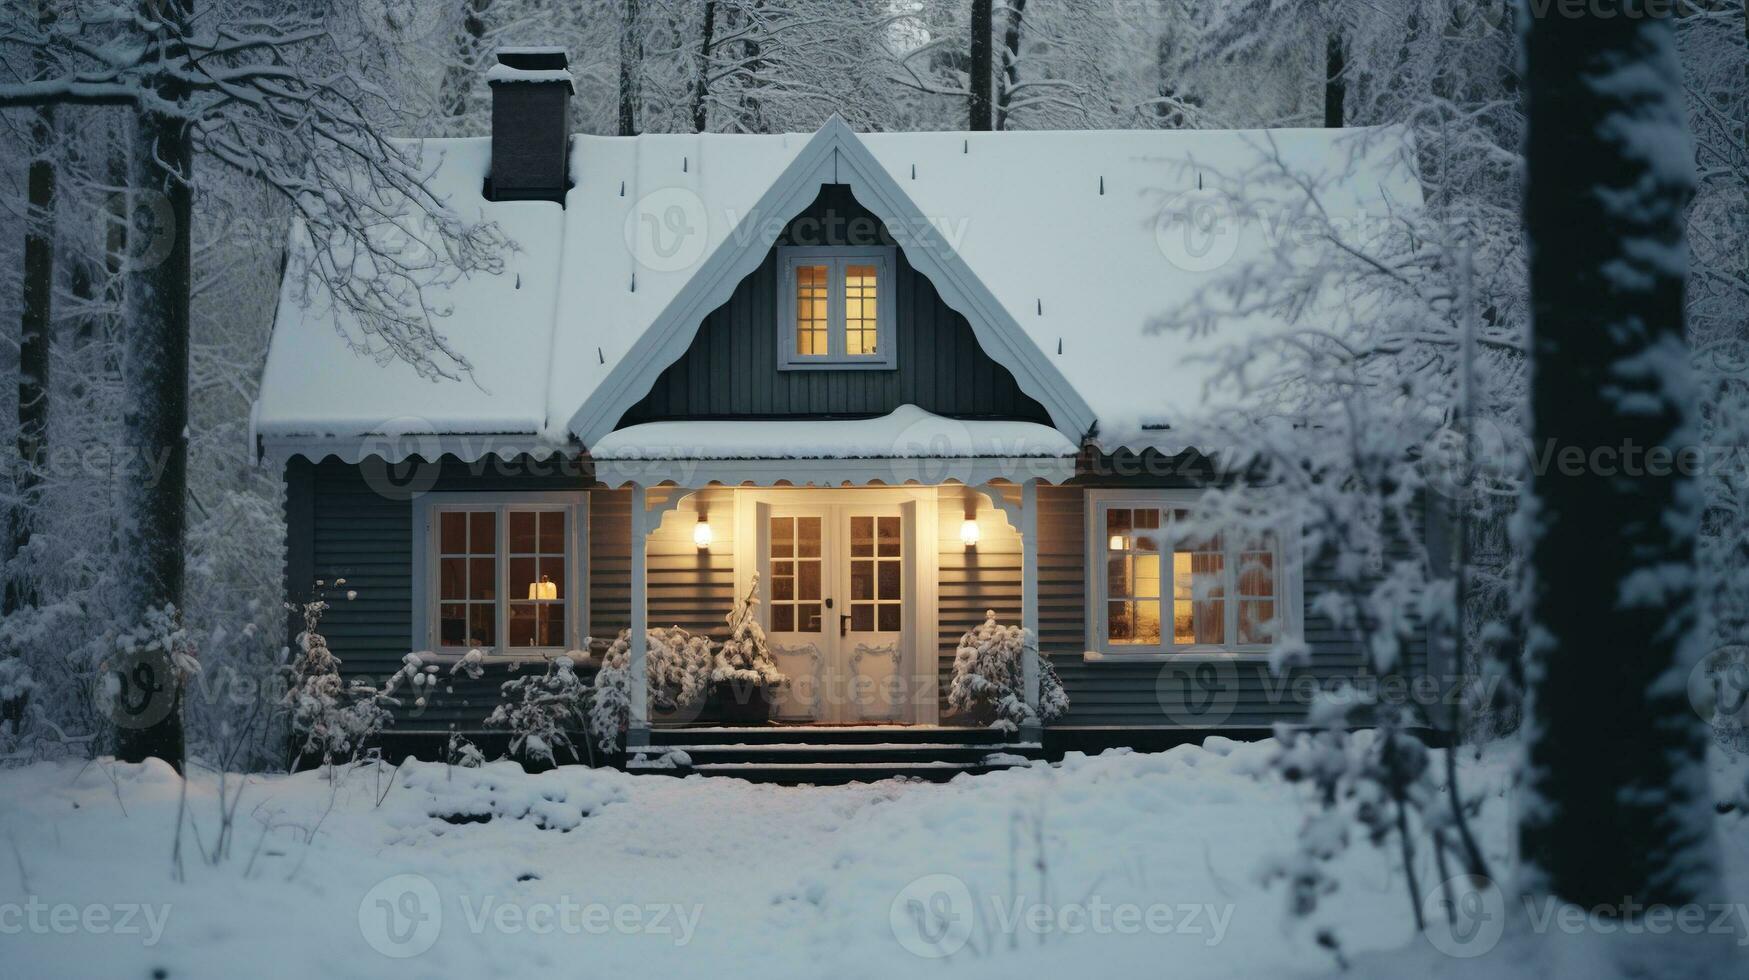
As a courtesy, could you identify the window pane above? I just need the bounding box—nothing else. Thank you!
[468,603,495,648]
[509,603,536,647]
[1238,550,1275,597]
[1134,551,1160,599]
[1135,600,1162,644]
[509,511,537,553]
[878,604,901,632]
[469,557,496,600]
[468,512,495,554]
[538,511,565,553]
[1109,601,1135,642]
[538,556,564,598]
[1135,508,1160,529]
[1106,509,1132,534]
[1173,551,1225,645]
[795,264,829,356]
[511,557,537,599]
[844,264,878,356]
[1239,600,1276,645]
[440,558,467,600]
[440,604,467,645]
[542,606,565,647]
[440,512,466,554]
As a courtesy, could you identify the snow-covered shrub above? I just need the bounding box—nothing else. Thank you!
[947,610,1068,730]
[711,575,786,689]
[486,655,591,766]
[588,627,713,752]
[281,589,390,768]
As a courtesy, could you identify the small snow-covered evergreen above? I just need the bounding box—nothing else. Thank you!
[485,655,592,766]
[588,627,713,752]
[281,590,390,768]
[947,610,1068,729]
[711,575,786,689]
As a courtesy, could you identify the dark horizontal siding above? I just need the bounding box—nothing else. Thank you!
[618,184,1051,426]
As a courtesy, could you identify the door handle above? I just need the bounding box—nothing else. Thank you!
[840,613,851,637]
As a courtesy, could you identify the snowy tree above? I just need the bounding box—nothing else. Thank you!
[282,586,390,769]
[947,610,1067,730]
[1517,0,1721,913]
[486,654,592,766]
[587,626,712,752]
[711,574,786,689]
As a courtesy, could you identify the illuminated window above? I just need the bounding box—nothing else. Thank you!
[1090,492,1293,656]
[416,495,585,656]
[778,246,895,369]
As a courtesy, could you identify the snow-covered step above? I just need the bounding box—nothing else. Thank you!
[676,758,1033,786]
[647,725,1014,746]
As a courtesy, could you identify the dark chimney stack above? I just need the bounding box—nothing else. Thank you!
[486,47,573,203]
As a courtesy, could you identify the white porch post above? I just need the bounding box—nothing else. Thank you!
[1019,479,1041,734]
[628,484,651,747]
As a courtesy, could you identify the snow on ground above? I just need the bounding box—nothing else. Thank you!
[0,739,1739,980]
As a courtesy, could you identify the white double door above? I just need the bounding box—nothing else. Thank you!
[762,501,913,724]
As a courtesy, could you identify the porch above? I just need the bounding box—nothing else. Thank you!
[591,407,1079,768]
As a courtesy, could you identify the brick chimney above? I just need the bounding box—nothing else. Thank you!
[485,47,573,204]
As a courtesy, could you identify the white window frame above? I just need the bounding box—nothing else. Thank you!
[411,492,588,660]
[777,245,897,370]
[1083,489,1303,662]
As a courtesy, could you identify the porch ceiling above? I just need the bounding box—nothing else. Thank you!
[588,405,1078,488]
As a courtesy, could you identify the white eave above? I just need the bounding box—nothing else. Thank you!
[588,406,1078,488]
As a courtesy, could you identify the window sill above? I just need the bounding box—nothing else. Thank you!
[777,359,898,372]
[1081,649,1275,665]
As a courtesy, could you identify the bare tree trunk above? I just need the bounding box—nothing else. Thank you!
[1519,0,1718,912]
[1324,31,1345,128]
[993,0,1026,131]
[690,0,716,133]
[114,0,192,767]
[969,0,992,131]
[440,0,493,123]
[618,0,642,137]
[7,5,55,618]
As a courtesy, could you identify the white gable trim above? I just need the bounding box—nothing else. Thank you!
[565,116,1098,449]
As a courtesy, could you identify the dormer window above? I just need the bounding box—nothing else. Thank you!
[778,246,896,370]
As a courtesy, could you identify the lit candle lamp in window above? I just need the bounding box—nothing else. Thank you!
[1108,534,1126,551]
[527,574,557,601]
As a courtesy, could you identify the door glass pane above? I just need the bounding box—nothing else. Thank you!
[771,517,794,556]
[851,605,874,632]
[850,516,874,557]
[877,516,900,556]
[771,605,794,632]
[851,560,874,600]
[799,603,822,632]
[878,605,901,632]
[795,265,829,356]
[797,517,821,557]
[877,561,900,600]
[798,560,821,600]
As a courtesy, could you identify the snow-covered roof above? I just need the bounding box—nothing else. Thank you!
[254,119,1420,465]
[589,405,1078,487]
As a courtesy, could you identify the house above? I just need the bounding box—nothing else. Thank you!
[254,48,1439,778]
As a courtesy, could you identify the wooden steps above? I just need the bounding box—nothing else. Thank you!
[626,725,1044,784]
